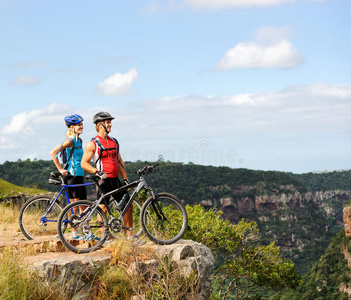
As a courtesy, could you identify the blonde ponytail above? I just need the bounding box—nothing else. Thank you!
[66,126,78,140]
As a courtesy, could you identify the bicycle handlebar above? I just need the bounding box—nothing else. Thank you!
[83,164,159,183]
[135,163,159,175]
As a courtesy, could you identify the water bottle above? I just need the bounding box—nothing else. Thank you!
[116,193,129,210]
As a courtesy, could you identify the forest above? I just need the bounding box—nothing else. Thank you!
[2,159,350,197]
[1,159,351,289]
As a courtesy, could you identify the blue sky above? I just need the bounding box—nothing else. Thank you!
[0,0,350,174]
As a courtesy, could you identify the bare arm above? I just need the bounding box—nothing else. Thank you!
[118,153,128,181]
[81,141,98,174]
[50,139,72,176]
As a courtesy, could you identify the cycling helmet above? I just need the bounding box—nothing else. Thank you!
[93,112,114,124]
[64,114,84,127]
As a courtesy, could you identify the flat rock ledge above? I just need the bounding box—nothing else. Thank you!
[25,239,214,300]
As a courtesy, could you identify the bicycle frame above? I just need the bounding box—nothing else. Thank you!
[75,176,155,227]
[56,163,188,252]
[41,182,93,223]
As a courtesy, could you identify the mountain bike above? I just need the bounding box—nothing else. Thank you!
[18,172,142,240]
[57,163,188,254]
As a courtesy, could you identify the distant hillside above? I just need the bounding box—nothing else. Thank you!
[0,159,308,202]
[271,229,351,299]
[1,158,351,276]
[129,162,307,205]
[0,178,46,198]
[2,158,351,197]
[292,171,351,191]
[0,159,55,192]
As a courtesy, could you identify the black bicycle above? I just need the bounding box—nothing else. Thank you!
[57,164,188,254]
[18,171,142,240]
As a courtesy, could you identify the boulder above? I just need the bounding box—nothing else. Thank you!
[25,251,111,299]
[131,240,215,300]
[25,239,214,299]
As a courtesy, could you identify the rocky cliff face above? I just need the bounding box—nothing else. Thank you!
[343,206,351,238]
[200,185,351,274]
[200,187,351,224]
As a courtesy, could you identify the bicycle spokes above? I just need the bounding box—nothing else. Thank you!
[19,196,63,240]
[57,200,107,253]
[141,193,188,245]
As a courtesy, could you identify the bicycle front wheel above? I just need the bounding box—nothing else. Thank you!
[140,193,188,245]
[57,200,108,254]
[19,195,63,240]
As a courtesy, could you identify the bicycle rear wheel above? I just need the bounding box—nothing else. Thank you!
[57,200,108,254]
[140,193,188,245]
[108,199,143,238]
[19,195,63,240]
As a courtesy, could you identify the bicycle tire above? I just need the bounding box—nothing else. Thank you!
[140,192,188,245]
[108,199,143,238]
[57,200,108,254]
[19,195,63,240]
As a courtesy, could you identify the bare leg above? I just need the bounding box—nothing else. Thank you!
[71,198,79,233]
[123,205,133,237]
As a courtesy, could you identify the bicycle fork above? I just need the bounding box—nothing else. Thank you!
[151,194,168,222]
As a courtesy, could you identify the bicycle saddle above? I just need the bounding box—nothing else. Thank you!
[50,171,61,178]
[49,171,62,185]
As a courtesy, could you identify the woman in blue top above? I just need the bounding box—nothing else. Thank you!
[50,114,87,239]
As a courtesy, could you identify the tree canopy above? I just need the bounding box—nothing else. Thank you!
[185,205,302,299]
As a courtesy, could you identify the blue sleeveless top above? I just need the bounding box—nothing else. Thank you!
[66,137,84,176]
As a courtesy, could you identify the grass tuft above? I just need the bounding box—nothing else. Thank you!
[0,246,66,300]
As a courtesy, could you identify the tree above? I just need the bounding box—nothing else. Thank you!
[184,205,302,299]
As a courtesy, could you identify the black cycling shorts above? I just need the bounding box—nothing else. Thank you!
[65,176,87,200]
[97,177,126,204]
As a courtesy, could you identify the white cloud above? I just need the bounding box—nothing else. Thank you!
[97,68,139,96]
[217,27,304,70]
[0,103,85,161]
[1,103,69,136]
[1,111,36,136]
[185,0,294,10]
[10,76,40,86]
[1,83,350,173]
[109,83,350,171]
[141,83,351,135]
[144,0,326,12]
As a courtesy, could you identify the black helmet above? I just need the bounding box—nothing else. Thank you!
[93,112,114,124]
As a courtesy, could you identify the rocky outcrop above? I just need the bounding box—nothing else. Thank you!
[138,240,214,300]
[199,189,351,263]
[201,189,351,223]
[25,239,214,300]
[2,193,30,208]
[2,193,54,208]
[343,206,351,238]
[25,251,111,299]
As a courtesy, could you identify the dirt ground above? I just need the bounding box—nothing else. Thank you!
[0,221,57,247]
[0,224,30,246]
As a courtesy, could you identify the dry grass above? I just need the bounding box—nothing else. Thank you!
[100,239,201,300]
[0,246,66,300]
[0,202,67,255]
[0,204,201,299]
[0,202,19,231]
[103,238,153,266]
